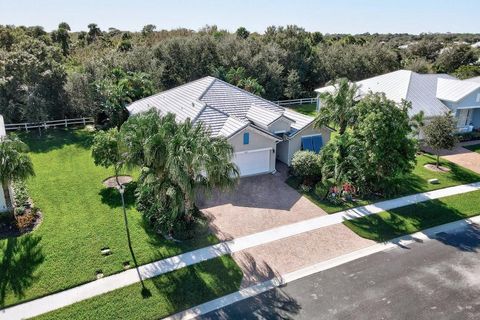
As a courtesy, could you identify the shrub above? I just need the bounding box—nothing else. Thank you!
[291,150,321,184]
[13,179,30,207]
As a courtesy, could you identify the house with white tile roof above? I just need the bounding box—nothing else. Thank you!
[315,70,480,133]
[127,76,331,176]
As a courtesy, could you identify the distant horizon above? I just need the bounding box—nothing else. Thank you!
[1,0,479,35]
[3,23,480,37]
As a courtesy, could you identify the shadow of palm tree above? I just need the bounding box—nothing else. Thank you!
[99,182,137,209]
[0,235,44,306]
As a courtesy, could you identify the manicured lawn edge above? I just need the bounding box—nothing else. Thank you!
[343,189,480,242]
[33,255,242,320]
[464,143,480,153]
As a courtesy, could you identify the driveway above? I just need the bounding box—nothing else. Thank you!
[423,142,480,174]
[199,224,480,320]
[199,163,374,287]
[199,164,329,239]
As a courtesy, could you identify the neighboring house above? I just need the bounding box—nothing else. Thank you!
[315,70,480,132]
[0,115,8,212]
[127,76,330,177]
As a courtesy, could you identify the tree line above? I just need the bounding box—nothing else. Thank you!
[1,23,479,124]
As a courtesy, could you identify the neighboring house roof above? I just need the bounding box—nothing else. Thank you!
[467,76,480,83]
[471,41,480,48]
[127,76,314,139]
[436,78,480,103]
[315,70,459,118]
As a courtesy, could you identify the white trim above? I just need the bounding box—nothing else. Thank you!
[456,105,480,110]
[300,133,323,138]
[227,125,280,142]
[234,147,272,155]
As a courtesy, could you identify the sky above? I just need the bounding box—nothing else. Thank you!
[0,0,479,34]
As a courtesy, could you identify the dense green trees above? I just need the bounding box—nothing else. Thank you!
[0,24,478,124]
[315,82,416,197]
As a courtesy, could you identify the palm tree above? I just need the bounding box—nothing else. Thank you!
[121,110,239,232]
[410,110,426,139]
[0,136,35,210]
[165,119,238,221]
[314,78,359,135]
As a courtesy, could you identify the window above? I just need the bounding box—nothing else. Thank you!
[477,93,480,103]
[301,135,323,153]
[243,132,250,145]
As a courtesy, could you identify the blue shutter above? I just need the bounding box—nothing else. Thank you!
[312,135,323,153]
[302,135,323,153]
[243,132,249,145]
[301,136,313,151]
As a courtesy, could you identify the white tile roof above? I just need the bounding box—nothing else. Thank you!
[467,76,480,83]
[315,70,457,118]
[127,76,314,138]
[246,105,282,128]
[436,78,480,102]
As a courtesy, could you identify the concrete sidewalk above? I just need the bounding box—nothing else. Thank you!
[2,182,480,320]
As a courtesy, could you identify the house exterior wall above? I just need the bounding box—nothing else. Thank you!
[228,126,277,173]
[282,123,331,166]
[443,88,480,128]
[276,139,289,164]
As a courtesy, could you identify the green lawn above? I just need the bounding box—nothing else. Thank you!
[464,143,480,153]
[344,189,480,242]
[35,256,242,320]
[287,153,480,213]
[288,103,317,116]
[0,129,241,308]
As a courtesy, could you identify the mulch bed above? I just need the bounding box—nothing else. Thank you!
[102,175,133,188]
[424,164,451,173]
[0,210,43,239]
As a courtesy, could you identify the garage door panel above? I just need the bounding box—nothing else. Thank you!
[233,148,271,176]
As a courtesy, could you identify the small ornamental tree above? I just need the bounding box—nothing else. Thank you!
[423,113,458,167]
[291,150,321,185]
[91,128,123,180]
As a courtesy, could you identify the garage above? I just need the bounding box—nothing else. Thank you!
[233,148,272,177]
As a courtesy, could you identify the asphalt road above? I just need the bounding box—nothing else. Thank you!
[199,225,480,320]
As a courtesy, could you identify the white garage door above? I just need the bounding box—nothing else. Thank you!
[233,148,271,177]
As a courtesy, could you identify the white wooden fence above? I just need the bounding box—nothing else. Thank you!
[274,97,318,106]
[5,117,94,132]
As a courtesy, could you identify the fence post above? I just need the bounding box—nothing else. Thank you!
[83,117,86,125]
[65,118,68,128]
[44,122,47,130]
[24,123,28,132]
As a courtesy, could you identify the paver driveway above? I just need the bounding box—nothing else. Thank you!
[199,164,374,287]
[423,142,480,175]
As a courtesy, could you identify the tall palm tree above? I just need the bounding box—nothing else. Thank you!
[165,119,238,220]
[314,78,359,135]
[0,136,35,210]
